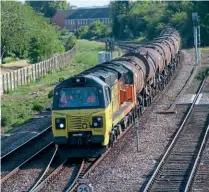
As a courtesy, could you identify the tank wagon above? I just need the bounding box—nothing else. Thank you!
[51,28,181,157]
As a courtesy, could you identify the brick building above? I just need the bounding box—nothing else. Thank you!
[52,7,110,31]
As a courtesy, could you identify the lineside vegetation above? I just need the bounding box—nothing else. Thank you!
[1,40,120,132]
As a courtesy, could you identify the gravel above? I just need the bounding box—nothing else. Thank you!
[87,50,200,192]
[191,134,209,192]
[1,116,51,156]
[1,146,55,192]
[1,129,53,178]
[38,163,75,192]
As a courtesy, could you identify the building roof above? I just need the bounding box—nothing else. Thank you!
[66,7,109,19]
[51,10,74,28]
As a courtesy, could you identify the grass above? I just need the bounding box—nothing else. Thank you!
[1,40,121,133]
[2,57,19,64]
[195,67,209,81]
[201,46,209,51]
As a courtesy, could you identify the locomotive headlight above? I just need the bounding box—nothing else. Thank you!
[55,118,66,129]
[97,117,102,121]
[93,122,98,127]
[92,116,103,128]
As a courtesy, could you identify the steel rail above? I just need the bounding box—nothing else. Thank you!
[143,76,208,192]
[29,145,58,192]
[68,54,184,192]
[68,122,135,192]
[32,159,68,192]
[1,126,52,160]
[184,124,209,192]
[65,160,86,192]
[0,142,54,185]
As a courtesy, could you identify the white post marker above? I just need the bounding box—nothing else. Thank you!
[135,117,140,152]
[76,179,94,192]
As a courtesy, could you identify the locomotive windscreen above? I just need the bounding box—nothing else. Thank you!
[59,87,99,108]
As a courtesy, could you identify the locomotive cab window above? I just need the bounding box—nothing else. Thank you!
[59,87,99,108]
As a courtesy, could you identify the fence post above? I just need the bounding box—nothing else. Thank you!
[26,67,29,84]
[1,46,77,94]
[1,74,4,93]
[24,68,27,85]
[20,69,23,86]
[4,74,8,92]
[43,61,46,75]
[1,74,4,94]
[37,63,40,78]
[13,71,16,88]
[6,73,10,91]
[16,70,19,87]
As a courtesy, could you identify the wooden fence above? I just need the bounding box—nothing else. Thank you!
[1,47,76,93]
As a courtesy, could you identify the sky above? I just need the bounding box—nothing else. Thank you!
[68,0,111,7]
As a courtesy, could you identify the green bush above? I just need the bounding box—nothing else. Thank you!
[2,1,64,63]
[65,35,76,51]
[1,116,11,127]
[32,103,44,112]
[48,90,54,98]
[76,21,110,40]
[2,57,19,64]
[195,67,209,81]
[59,77,65,82]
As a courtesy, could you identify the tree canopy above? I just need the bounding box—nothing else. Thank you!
[1,1,65,63]
[75,21,110,40]
[110,1,209,47]
[27,0,67,18]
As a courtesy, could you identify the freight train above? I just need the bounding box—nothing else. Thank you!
[51,28,181,157]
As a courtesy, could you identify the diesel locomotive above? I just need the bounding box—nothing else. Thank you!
[51,28,181,157]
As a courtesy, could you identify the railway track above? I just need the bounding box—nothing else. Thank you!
[189,134,209,192]
[32,121,135,192]
[143,76,209,192]
[1,126,53,183]
[1,142,56,191]
[67,52,186,192]
[1,44,186,191]
[31,159,83,192]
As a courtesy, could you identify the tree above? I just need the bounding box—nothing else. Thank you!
[110,1,130,38]
[1,1,30,58]
[65,35,76,51]
[195,1,209,46]
[27,1,67,18]
[1,1,64,62]
[109,1,209,47]
[76,22,110,40]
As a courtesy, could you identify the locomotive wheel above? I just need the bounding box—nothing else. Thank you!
[109,131,116,147]
[117,125,122,136]
[148,97,151,106]
[109,133,114,147]
[121,121,126,131]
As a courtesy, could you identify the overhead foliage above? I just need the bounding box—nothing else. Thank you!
[76,21,110,40]
[27,0,67,18]
[110,1,209,47]
[1,1,64,63]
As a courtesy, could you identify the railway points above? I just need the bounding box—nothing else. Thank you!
[1,28,208,192]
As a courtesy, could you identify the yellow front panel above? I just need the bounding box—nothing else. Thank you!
[52,105,113,146]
